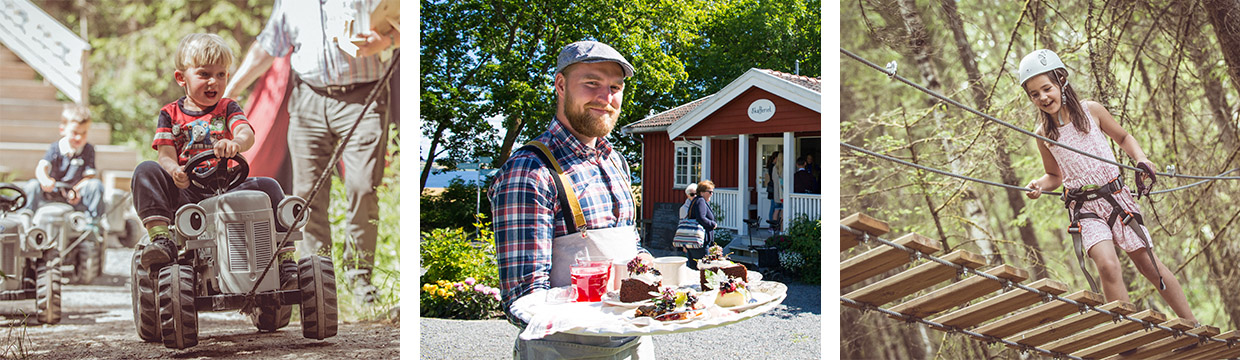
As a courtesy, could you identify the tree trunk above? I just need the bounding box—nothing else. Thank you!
[899,0,999,263]
[1032,0,1056,52]
[496,117,525,166]
[420,121,450,191]
[1188,3,1239,150]
[1086,2,1122,108]
[1204,0,1240,95]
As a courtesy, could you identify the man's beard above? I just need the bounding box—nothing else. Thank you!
[565,94,619,138]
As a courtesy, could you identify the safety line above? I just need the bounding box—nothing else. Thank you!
[840,296,1084,360]
[841,224,1230,347]
[840,47,1240,181]
[842,142,1237,197]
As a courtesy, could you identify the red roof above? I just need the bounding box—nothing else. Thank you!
[757,68,820,93]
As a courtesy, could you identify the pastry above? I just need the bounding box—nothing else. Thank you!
[619,256,661,303]
[698,245,747,291]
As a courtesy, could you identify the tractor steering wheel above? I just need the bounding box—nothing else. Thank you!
[0,183,26,212]
[42,182,77,203]
[184,150,249,195]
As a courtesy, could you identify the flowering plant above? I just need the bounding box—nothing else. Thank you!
[420,277,503,319]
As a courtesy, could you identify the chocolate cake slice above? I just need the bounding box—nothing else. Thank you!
[619,256,662,303]
[697,245,748,291]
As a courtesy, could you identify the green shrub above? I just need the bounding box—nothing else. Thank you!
[421,178,491,231]
[784,214,821,283]
[420,217,498,287]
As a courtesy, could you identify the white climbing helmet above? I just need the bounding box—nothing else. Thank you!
[1018,49,1067,86]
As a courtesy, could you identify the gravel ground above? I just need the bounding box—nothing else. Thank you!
[420,252,821,360]
[0,247,399,359]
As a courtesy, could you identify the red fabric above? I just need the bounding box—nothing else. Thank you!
[240,56,294,192]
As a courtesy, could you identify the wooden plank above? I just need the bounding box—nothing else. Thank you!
[1105,325,1220,360]
[1174,330,1239,360]
[1043,309,1167,355]
[1072,318,1194,359]
[1005,301,1138,349]
[842,250,986,307]
[840,233,941,288]
[888,265,1028,319]
[841,212,890,251]
[1209,344,1240,360]
[929,278,1068,330]
[973,290,1105,339]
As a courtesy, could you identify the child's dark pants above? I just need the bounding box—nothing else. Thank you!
[130,161,287,232]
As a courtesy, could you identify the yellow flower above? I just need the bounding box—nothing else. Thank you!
[446,291,455,298]
[437,280,450,287]
[422,284,435,293]
[436,288,448,297]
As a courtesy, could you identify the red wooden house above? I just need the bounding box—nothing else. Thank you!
[622,68,821,249]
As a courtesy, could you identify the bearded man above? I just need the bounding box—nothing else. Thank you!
[489,40,656,359]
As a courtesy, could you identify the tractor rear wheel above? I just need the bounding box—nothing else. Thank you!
[298,255,337,340]
[130,244,160,342]
[158,264,198,349]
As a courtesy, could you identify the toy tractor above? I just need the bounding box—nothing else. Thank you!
[30,182,107,284]
[130,151,337,349]
[0,183,61,324]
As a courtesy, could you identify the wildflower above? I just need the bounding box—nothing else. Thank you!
[455,283,466,291]
[422,284,435,293]
[474,284,487,293]
[464,277,476,286]
[437,280,450,287]
[446,291,455,298]
[493,294,501,302]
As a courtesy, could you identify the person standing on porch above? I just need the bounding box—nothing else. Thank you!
[489,40,656,358]
[764,150,784,229]
[793,156,818,194]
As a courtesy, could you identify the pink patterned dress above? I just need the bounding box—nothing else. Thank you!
[1045,101,1151,253]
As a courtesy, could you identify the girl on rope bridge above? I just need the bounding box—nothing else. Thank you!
[1019,49,1198,325]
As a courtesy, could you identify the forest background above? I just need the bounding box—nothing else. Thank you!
[840,0,1240,358]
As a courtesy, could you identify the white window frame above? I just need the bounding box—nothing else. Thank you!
[673,141,702,189]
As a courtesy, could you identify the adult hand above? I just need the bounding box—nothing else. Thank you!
[1025,179,1043,199]
[214,139,241,159]
[1135,161,1157,199]
[171,167,190,189]
[637,252,656,265]
[356,30,392,57]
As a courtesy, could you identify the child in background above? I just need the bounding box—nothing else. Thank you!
[131,33,287,269]
[1019,49,1197,325]
[21,104,106,219]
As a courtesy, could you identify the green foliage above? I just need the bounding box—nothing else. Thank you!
[713,228,733,249]
[420,177,491,231]
[420,218,499,288]
[420,278,503,320]
[784,214,821,283]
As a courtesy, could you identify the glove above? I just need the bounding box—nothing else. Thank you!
[1135,161,1156,199]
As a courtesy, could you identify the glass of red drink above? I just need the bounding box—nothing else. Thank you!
[571,257,611,302]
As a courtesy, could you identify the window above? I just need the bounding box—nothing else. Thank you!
[673,141,701,189]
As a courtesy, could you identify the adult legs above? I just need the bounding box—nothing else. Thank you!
[287,81,337,260]
[327,81,387,302]
[1087,240,1129,302]
[1129,247,1198,324]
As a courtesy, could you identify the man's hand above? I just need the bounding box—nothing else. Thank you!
[356,30,393,57]
[214,139,241,159]
[637,252,655,265]
[171,167,190,189]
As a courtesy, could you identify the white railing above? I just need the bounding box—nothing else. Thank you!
[0,0,91,104]
[788,193,820,223]
[709,188,742,231]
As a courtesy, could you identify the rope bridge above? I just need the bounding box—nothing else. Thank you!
[841,213,1239,360]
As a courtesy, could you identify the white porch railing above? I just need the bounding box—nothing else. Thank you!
[709,188,742,231]
[788,193,820,223]
[0,0,91,104]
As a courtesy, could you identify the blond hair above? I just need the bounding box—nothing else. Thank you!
[696,180,715,194]
[174,33,234,71]
[61,104,91,126]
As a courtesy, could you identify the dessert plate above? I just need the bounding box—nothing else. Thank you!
[600,291,653,308]
[719,290,776,313]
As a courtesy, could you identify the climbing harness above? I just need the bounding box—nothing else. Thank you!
[1061,175,1165,293]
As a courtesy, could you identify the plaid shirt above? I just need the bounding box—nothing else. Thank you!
[489,120,643,314]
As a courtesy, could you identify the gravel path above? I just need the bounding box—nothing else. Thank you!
[420,270,820,359]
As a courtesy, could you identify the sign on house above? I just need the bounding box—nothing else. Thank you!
[748,99,775,122]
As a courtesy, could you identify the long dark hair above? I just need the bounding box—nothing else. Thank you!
[1032,68,1089,142]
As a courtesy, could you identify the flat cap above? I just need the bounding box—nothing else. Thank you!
[555,41,634,77]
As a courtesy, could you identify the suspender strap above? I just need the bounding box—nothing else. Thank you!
[521,141,587,234]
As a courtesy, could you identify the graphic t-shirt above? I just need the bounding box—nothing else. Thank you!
[151,97,250,169]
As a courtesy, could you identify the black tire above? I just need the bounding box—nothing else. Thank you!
[298,256,337,340]
[120,218,142,248]
[75,239,100,285]
[36,254,62,325]
[158,264,197,349]
[249,260,297,332]
[130,245,160,342]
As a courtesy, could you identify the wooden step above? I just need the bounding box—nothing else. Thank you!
[0,64,36,80]
[0,143,140,180]
[929,278,1068,330]
[1200,341,1240,360]
[1174,330,1239,360]
[973,290,1105,339]
[0,79,60,101]
[0,119,112,144]
[888,265,1028,319]
[841,212,889,251]
[1043,309,1167,354]
[841,232,940,288]
[1106,325,1219,360]
[0,98,64,122]
[1005,301,1138,349]
[1072,318,1195,359]
[0,46,21,64]
[842,250,986,308]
